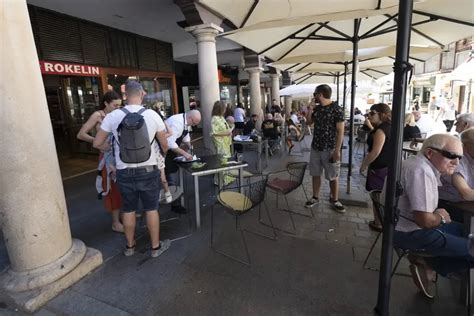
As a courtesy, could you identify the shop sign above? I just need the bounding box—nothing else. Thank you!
[40,61,100,77]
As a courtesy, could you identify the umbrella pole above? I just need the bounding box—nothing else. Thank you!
[343,63,348,114]
[374,0,414,315]
[336,72,340,105]
[347,19,360,194]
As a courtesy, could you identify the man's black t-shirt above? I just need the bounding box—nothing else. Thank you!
[311,102,344,151]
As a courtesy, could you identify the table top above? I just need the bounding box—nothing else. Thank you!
[402,141,421,154]
[177,154,248,176]
[233,139,268,145]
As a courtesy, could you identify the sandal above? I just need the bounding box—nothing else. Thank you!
[368,220,383,232]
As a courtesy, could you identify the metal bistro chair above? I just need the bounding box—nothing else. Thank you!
[263,162,312,234]
[354,126,369,157]
[211,176,277,266]
[363,190,446,280]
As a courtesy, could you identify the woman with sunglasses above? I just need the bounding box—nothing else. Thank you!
[360,103,392,232]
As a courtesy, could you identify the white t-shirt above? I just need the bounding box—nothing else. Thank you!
[100,105,165,170]
[234,107,246,123]
[291,114,299,124]
[166,113,191,150]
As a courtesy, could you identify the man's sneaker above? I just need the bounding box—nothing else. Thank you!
[409,264,435,298]
[123,243,135,257]
[305,196,319,208]
[151,239,171,258]
[330,199,346,213]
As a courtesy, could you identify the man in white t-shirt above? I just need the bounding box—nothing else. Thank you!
[233,103,246,130]
[94,80,170,258]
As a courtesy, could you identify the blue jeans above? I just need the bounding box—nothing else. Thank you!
[394,222,474,276]
[116,167,160,213]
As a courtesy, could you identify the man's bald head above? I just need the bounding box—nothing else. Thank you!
[421,134,461,153]
[186,110,201,127]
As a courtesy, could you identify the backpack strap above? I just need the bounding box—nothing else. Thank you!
[120,108,130,115]
[138,107,147,115]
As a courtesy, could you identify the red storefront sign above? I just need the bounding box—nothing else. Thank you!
[39,61,100,77]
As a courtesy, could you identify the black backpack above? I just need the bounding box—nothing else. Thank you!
[117,108,153,163]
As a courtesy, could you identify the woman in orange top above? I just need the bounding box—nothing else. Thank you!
[77,91,124,233]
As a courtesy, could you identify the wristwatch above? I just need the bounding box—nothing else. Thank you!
[437,212,446,225]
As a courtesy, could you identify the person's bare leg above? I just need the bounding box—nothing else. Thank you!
[122,212,136,247]
[160,169,170,193]
[372,204,382,226]
[111,209,124,232]
[329,178,339,201]
[146,210,160,248]
[312,176,321,198]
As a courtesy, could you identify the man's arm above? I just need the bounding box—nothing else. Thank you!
[332,121,345,161]
[452,173,474,201]
[93,129,110,151]
[413,208,452,229]
[155,130,168,154]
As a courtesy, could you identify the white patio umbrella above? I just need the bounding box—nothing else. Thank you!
[198,0,473,63]
[279,83,336,98]
[450,54,474,80]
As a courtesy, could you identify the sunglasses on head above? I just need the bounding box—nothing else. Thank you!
[429,147,462,160]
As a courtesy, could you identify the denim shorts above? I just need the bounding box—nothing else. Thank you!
[116,167,160,213]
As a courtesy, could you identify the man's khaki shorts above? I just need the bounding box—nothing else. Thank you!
[309,149,340,180]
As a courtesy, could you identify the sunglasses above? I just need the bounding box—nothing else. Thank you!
[429,147,462,160]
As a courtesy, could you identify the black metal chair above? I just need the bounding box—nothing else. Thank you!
[363,190,446,279]
[263,162,312,234]
[211,177,276,266]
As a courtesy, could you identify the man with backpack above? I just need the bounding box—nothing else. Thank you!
[93,80,170,258]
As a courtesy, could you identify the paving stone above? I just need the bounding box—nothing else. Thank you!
[347,236,377,248]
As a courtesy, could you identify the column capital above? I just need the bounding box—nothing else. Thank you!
[185,23,223,43]
[245,67,263,74]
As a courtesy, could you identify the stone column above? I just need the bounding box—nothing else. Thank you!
[186,23,222,150]
[270,73,280,105]
[0,1,102,312]
[246,67,263,129]
[284,96,293,116]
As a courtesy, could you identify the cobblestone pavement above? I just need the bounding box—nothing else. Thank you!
[0,135,466,315]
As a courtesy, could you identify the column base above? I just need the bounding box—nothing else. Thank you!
[0,247,102,313]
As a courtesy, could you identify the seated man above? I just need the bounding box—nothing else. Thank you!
[455,113,474,133]
[438,128,474,222]
[243,114,258,135]
[393,134,474,298]
[262,113,280,154]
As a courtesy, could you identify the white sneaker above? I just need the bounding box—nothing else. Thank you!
[164,191,173,203]
[151,239,171,258]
